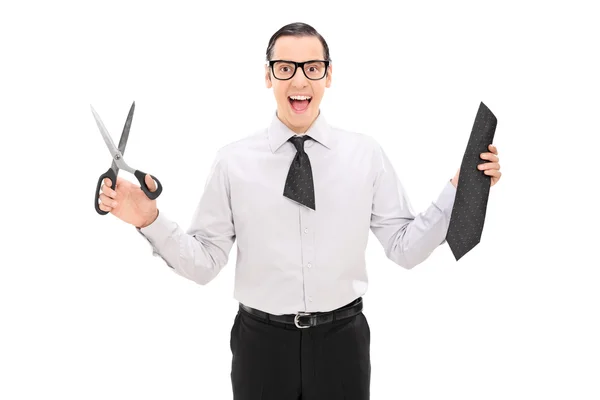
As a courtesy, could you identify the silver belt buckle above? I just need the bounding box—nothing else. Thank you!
[294,312,312,329]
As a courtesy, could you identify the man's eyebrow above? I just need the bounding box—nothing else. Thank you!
[272,59,324,62]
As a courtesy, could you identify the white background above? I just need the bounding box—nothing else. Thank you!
[1,0,599,399]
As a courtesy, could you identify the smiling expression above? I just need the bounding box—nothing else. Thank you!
[265,35,332,134]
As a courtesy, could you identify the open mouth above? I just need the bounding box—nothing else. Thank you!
[288,95,312,113]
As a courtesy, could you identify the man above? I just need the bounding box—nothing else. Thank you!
[97,22,502,400]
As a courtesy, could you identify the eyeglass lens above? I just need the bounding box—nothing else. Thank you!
[272,61,326,80]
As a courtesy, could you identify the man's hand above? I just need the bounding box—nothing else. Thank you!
[451,144,502,187]
[98,174,160,228]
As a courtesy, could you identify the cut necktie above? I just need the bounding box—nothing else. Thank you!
[446,102,497,261]
[283,135,316,210]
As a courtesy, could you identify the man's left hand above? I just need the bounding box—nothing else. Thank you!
[451,144,502,187]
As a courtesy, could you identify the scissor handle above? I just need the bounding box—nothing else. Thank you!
[134,170,162,200]
[95,167,117,215]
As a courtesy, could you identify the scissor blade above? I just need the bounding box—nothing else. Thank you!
[90,105,120,160]
[118,101,135,155]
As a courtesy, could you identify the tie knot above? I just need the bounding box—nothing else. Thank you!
[289,135,311,153]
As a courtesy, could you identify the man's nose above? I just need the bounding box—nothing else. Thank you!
[291,67,308,87]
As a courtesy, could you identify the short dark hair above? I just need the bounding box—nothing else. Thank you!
[265,22,331,62]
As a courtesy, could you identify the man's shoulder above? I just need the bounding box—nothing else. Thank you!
[214,127,268,157]
[328,122,382,150]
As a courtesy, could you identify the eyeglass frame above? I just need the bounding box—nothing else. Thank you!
[268,59,330,81]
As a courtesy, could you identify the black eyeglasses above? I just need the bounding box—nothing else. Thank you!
[269,60,330,81]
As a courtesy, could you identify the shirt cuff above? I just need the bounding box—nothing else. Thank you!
[138,209,167,235]
[434,180,457,245]
[434,179,457,218]
[135,210,176,266]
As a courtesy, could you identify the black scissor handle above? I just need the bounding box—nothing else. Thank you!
[134,170,162,200]
[95,167,117,215]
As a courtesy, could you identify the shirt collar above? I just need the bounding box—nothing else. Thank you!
[268,109,335,153]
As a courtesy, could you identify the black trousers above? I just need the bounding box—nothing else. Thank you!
[229,300,371,400]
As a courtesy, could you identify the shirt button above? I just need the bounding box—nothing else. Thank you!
[307,263,312,268]
[304,228,309,234]
[308,297,313,302]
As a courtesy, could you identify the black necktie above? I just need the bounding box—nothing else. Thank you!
[446,102,497,261]
[283,135,316,210]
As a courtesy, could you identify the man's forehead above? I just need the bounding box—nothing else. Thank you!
[272,35,324,60]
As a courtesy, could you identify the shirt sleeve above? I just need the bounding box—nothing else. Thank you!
[136,150,236,284]
[370,144,456,269]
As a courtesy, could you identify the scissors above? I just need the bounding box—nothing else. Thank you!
[91,101,163,215]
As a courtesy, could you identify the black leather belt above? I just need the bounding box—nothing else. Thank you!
[239,297,363,329]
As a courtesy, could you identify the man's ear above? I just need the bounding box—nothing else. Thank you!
[265,64,272,88]
[325,64,332,88]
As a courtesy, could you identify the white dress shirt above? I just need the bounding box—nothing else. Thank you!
[137,111,457,315]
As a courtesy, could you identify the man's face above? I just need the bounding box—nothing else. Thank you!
[265,35,332,134]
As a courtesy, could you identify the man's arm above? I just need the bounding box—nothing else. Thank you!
[369,144,456,269]
[137,149,236,284]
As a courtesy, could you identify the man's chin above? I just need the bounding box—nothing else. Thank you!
[280,110,314,132]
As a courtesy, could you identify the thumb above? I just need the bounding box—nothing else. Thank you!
[145,174,157,192]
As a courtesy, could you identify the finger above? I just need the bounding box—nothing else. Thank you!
[145,173,157,192]
[488,144,498,154]
[99,193,118,208]
[98,202,112,212]
[100,183,117,199]
[480,153,499,162]
[484,169,501,177]
[478,162,500,170]
[104,177,112,187]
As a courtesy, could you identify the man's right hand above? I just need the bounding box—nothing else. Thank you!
[98,175,159,228]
